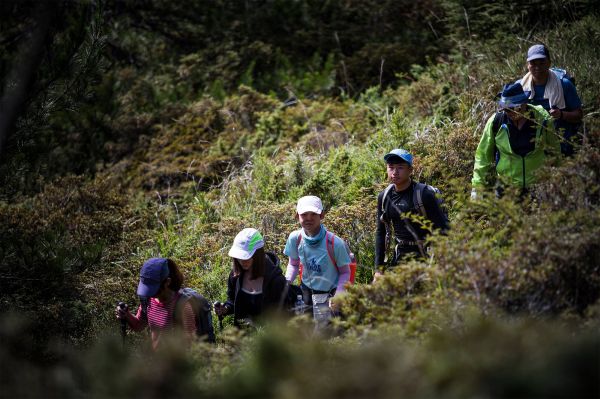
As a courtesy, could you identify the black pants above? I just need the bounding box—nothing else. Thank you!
[389,245,422,267]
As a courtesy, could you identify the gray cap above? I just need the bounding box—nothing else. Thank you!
[527,44,549,62]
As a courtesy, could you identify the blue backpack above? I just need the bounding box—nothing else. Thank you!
[550,67,575,86]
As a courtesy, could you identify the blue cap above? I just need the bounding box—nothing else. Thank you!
[384,148,413,166]
[137,258,170,297]
[527,44,549,62]
[498,82,529,108]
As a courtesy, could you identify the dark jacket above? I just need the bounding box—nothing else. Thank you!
[224,252,287,325]
[375,181,448,267]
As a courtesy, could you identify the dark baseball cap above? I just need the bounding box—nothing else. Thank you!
[498,82,529,108]
[527,44,549,62]
[137,258,169,297]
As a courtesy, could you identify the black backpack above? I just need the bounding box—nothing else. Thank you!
[265,251,302,311]
[140,288,216,343]
[380,182,448,258]
[381,182,447,222]
[174,288,215,343]
[550,67,575,86]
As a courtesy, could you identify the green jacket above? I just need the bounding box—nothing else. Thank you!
[471,104,560,190]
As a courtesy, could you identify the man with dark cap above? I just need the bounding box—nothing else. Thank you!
[373,148,449,282]
[519,44,583,155]
[471,82,561,200]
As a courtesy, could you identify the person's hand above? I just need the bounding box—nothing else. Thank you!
[372,271,384,284]
[214,302,228,317]
[549,107,562,120]
[329,298,338,311]
[115,302,129,320]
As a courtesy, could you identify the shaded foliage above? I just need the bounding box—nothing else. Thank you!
[0,175,152,348]
[0,1,599,397]
[0,1,108,197]
[1,312,598,398]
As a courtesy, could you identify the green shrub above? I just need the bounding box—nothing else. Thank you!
[0,175,152,347]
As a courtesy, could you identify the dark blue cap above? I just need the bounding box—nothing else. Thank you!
[498,82,529,108]
[137,258,169,297]
[527,44,549,62]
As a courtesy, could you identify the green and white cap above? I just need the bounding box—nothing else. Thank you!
[228,228,265,260]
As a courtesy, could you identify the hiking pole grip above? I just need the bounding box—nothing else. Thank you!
[117,301,128,343]
[213,301,224,331]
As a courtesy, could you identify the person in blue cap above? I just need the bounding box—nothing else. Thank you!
[373,148,449,282]
[519,44,583,155]
[471,82,561,200]
[115,258,196,350]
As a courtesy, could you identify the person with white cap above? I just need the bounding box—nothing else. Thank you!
[214,228,287,326]
[519,44,583,155]
[283,195,352,310]
[471,82,560,199]
[374,148,449,282]
[115,258,196,350]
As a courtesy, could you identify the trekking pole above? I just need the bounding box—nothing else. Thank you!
[117,301,128,348]
[213,301,224,332]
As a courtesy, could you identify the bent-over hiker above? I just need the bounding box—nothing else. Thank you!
[471,82,561,200]
[116,258,196,351]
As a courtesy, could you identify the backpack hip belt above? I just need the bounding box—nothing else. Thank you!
[394,238,421,247]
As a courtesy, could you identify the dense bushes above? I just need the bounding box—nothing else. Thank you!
[1,1,599,397]
[0,176,151,347]
[1,311,598,398]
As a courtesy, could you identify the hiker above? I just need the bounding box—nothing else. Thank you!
[283,195,352,311]
[115,258,196,351]
[214,228,288,327]
[374,149,449,282]
[471,82,561,200]
[519,44,583,155]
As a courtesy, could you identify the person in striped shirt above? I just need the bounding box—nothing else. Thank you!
[116,258,196,351]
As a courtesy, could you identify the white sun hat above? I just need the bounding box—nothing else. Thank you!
[296,195,323,215]
[228,228,265,260]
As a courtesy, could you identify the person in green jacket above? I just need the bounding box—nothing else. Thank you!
[471,82,561,199]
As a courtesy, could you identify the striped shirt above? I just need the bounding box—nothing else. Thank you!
[133,292,196,350]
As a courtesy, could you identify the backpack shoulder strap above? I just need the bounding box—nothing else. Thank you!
[140,297,149,323]
[491,112,505,165]
[413,182,427,218]
[173,288,198,326]
[172,290,190,326]
[295,231,302,253]
[266,251,280,268]
[381,184,395,215]
[325,231,337,268]
[492,111,504,134]
[551,67,572,83]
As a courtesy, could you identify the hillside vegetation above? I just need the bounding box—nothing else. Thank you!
[1,1,599,397]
